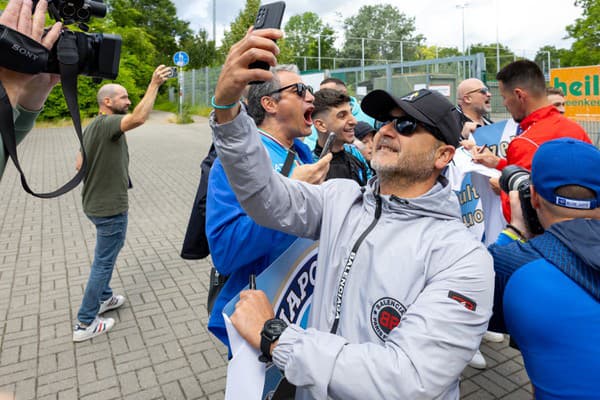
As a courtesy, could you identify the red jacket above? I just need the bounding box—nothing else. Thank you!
[496,105,591,221]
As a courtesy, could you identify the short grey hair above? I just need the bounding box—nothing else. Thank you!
[247,64,300,125]
[96,84,122,106]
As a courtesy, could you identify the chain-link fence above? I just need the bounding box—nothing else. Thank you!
[172,57,599,145]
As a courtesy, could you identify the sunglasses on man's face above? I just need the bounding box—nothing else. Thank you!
[466,87,490,95]
[376,117,446,143]
[375,117,421,135]
[268,82,314,99]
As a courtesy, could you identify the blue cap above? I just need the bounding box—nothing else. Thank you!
[532,138,600,209]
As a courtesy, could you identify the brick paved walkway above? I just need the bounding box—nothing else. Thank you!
[0,112,532,399]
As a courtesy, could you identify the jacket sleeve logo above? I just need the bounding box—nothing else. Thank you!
[448,290,477,311]
[371,297,407,341]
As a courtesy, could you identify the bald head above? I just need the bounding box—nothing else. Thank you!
[457,78,485,100]
[457,78,492,122]
[97,84,126,106]
[97,84,131,115]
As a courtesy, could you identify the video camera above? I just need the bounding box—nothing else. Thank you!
[38,0,121,80]
[0,0,121,198]
[0,0,121,80]
[499,165,544,235]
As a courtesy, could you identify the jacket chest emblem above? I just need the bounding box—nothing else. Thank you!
[371,297,407,341]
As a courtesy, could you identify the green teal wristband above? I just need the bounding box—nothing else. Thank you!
[211,96,238,110]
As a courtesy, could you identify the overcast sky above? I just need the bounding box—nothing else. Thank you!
[175,0,583,58]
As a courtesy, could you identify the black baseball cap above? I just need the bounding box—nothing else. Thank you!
[361,89,462,147]
[354,121,376,141]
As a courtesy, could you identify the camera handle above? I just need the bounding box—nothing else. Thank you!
[0,32,87,198]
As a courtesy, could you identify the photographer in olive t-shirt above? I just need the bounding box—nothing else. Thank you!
[72,65,170,342]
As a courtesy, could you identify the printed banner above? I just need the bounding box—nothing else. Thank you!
[223,238,319,400]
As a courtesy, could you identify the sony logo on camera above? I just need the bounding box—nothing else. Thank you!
[11,43,40,61]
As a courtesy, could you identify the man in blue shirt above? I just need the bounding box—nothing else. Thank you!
[489,138,600,399]
[206,64,331,349]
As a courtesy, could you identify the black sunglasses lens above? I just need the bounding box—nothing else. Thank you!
[395,119,418,135]
[296,84,313,98]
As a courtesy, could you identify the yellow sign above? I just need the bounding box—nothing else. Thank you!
[550,65,600,121]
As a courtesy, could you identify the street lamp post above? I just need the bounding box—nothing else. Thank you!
[212,0,216,42]
[456,2,470,79]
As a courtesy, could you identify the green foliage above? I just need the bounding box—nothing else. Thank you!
[109,0,192,65]
[218,0,260,62]
[284,12,336,70]
[562,0,600,66]
[179,29,217,68]
[416,45,461,60]
[339,4,424,67]
[468,43,517,72]
[534,45,571,70]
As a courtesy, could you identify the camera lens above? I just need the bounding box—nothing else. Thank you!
[77,7,90,21]
[499,165,531,193]
[62,4,76,16]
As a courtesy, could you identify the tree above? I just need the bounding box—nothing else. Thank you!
[219,0,260,62]
[467,43,518,73]
[416,45,461,60]
[534,45,570,72]
[284,12,336,70]
[563,0,600,66]
[109,0,192,65]
[179,29,217,68]
[339,4,424,67]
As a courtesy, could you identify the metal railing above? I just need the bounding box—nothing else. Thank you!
[172,60,599,146]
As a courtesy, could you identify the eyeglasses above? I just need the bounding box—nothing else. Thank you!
[268,82,314,99]
[375,117,420,135]
[465,87,490,95]
[376,117,445,142]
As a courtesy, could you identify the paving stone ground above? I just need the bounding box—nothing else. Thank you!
[0,112,531,399]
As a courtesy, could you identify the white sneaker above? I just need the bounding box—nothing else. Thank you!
[98,295,125,315]
[483,331,504,343]
[73,316,115,342]
[468,349,487,369]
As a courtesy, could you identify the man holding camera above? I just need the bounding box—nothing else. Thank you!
[72,65,171,342]
[211,28,493,399]
[471,60,590,221]
[0,0,62,180]
[489,138,600,399]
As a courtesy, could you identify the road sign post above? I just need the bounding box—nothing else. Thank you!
[173,51,189,120]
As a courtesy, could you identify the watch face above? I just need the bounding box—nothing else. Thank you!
[264,319,287,339]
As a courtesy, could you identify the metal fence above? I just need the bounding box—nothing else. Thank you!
[172,57,599,145]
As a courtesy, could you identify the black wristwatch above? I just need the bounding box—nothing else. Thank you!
[259,318,287,363]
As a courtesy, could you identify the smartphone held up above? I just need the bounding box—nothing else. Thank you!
[248,1,286,79]
[320,132,336,159]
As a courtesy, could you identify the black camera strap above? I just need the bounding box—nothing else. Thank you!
[0,32,87,198]
[0,24,49,74]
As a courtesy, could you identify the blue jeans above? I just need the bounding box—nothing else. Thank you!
[77,212,128,324]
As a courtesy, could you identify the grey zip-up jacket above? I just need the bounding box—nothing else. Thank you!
[211,110,494,400]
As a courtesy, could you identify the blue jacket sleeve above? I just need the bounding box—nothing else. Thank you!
[205,158,295,276]
[487,236,541,333]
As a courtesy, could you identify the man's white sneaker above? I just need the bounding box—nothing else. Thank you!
[73,316,115,342]
[483,331,504,343]
[98,295,125,315]
[468,349,487,369]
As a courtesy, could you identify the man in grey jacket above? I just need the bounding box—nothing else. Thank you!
[212,29,494,399]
